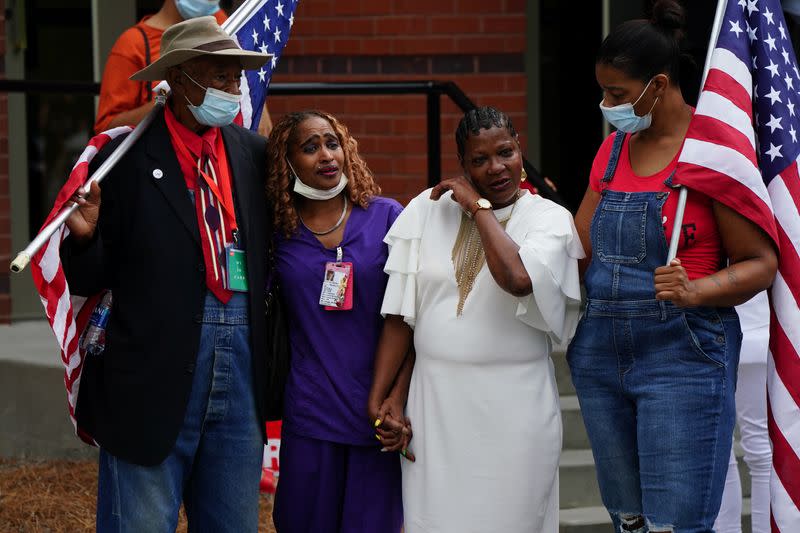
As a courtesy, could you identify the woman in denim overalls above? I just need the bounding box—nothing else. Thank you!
[568,2,778,532]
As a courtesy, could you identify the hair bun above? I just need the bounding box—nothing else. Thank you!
[651,0,686,35]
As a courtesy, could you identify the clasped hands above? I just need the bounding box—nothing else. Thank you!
[368,395,415,462]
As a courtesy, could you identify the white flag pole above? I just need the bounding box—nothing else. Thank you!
[222,0,265,32]
[667,0,728,263]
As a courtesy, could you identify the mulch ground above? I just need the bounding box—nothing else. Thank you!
[0,459,277,532]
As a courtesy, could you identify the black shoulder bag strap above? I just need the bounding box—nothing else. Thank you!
[135,26,153,102]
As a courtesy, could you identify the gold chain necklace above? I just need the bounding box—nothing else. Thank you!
[451,193,519,316]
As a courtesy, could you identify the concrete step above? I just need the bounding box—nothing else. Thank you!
[559,499,752,533]
[0,359,98,460]
[561,395,590,450]
[559,450,603,509]
[559,447,752,510]
[553,351,575,396]
[0,321,96,459]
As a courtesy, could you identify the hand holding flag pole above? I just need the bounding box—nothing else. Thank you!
[9,90,168,273]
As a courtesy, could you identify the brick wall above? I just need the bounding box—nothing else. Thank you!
[0,0,10,323]
[268,0,528,205]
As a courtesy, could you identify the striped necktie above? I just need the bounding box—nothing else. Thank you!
[195,138,233,303]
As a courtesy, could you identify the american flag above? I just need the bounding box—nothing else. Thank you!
[30,127,132,444]
[228,0,298,129]
[29,0,298,444]
[675,1,800,530]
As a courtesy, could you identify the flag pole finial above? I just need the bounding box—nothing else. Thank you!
[10,252,30,273]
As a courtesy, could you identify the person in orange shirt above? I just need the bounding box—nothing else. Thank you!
[94,0,272,136]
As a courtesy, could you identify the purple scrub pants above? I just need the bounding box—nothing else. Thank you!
[273,430,403,533]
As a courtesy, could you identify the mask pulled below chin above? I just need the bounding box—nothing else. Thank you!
[292,173,349,201]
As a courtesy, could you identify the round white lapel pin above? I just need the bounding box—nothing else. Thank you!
[152,169,164,179]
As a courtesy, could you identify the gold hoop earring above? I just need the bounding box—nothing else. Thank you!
[521,168,527,182]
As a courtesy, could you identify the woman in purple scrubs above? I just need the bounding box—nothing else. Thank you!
[266,111,405,533]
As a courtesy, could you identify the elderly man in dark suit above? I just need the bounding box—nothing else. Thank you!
[63,16,273,532]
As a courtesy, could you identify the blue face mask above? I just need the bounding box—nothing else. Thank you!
[175,0,220,20]
[182,71,240,127]
[599,78,659,133]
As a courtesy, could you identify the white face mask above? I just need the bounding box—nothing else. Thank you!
[599,77,659,133]
[287,159,349,200]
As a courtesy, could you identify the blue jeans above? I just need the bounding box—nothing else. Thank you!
[97,292,263,532]
[568,300,741,532]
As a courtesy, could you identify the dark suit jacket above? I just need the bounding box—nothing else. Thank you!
[62,108,271,466]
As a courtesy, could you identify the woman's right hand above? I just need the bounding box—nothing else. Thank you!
[373,396,415,461]
[66,181,102,243]
[429,176,481,214]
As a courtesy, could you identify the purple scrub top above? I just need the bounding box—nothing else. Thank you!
[275,196,403,446]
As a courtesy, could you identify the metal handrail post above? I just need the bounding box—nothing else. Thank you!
[426,90,442,188]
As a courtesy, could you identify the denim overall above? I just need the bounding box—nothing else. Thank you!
[97,292,263,532]
[567,132,742,533]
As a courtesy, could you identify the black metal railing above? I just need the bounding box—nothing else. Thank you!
[0,79,563,205]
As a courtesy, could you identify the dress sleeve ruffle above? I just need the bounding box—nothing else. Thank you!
[515,203,585,345]
[380,194,430,328]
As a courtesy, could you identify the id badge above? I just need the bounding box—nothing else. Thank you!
[226,246,249,292]
[319,262,354,310]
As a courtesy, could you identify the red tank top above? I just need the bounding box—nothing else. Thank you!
[589,133,724,280]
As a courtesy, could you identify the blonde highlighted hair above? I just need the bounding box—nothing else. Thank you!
[266,110,381,236]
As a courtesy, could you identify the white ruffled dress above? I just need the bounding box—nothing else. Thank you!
[381,189,584,533]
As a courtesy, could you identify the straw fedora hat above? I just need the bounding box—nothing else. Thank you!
[130,16,272,81]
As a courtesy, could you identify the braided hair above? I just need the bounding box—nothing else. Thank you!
[266,110,381,236]
[455,106,518,161]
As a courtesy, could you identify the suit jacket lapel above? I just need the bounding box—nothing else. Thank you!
[145,110,201,245]
[221,126,255,247]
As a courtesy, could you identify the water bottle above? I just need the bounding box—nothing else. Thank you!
[79,291,113,356]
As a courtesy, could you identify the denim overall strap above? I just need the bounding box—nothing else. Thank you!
[663,170,676,189]
[600,131,627,189]
[585,138,671,309]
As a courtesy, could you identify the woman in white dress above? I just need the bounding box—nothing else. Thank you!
[367,106,584,533]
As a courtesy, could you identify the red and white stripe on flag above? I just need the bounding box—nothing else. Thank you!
[674,1,800,530]
[29,126,132,445]
[768,157,800,533]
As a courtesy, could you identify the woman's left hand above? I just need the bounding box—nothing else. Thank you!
[430,176,481,214]
[374,396,415,461]
[655,258,698,307]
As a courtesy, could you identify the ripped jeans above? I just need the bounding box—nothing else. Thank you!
[567,301,741,533]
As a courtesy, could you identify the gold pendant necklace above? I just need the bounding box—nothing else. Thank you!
[451,193,519,316]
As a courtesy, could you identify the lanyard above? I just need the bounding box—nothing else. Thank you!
[196,157,238,233]
[169,125,239,232]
